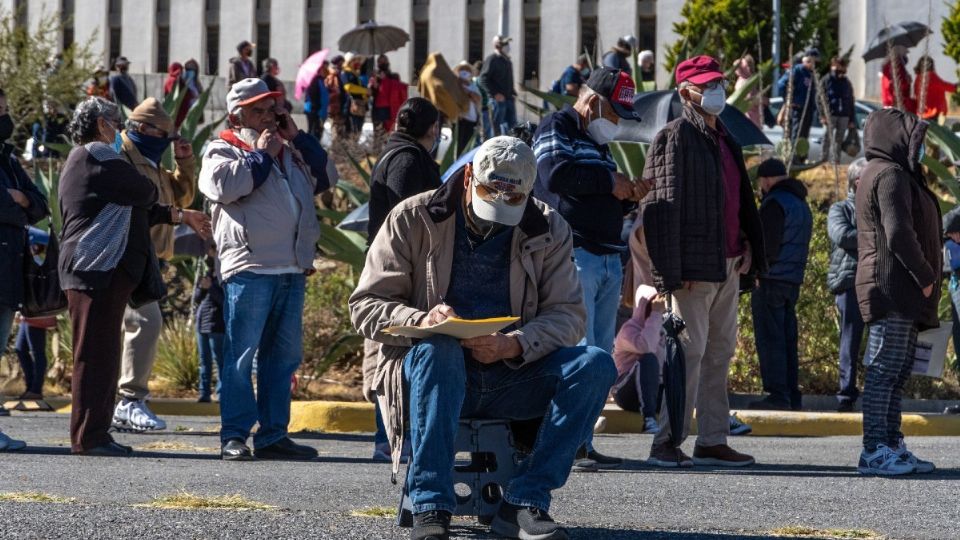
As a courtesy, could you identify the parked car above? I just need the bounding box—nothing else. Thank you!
[763,97,880,163]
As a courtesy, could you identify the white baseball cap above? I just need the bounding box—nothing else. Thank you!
[226,78,282,115]
[470,136,536,226]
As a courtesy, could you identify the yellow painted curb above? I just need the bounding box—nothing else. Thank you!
[46,397,220,416]
[288,401,376,433]
[600,405,960,436]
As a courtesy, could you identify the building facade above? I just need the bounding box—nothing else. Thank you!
[2,0,956,105]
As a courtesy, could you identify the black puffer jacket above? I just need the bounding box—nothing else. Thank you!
[367,132,441,243]
[641,105,765,292]
[826,192,858,293]
[855,109,941,329]
[0,143,49,309]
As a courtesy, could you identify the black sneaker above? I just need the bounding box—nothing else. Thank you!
[945,405,960,415]
[491,502,568,540]
[747,396,791,411]
[254,437,318,460]
[221,438,254,461]
[586,449,623,469]
[411,510,451,540]
[837,400,855,413]
[0,405,9,417]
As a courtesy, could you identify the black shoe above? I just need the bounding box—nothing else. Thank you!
[197,395,211,403]
[587,450,623,469]
[254,437,318,460]
[78,441,133,457]
[411,510,451,540]
[837,400,855,413]
[0,405,9,417]
[491,502,568,540]
[747,397,791,411]
[221,438,254,461]
[945,405,960,415]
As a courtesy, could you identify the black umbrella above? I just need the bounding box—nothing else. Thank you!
[338,202,369,233]
[338,21,410,56]
[862,21,931,62]
[174,223,207,257]
[661,307,687,447]
[630,91,771,147]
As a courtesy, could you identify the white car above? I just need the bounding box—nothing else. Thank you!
[763,97,879,164]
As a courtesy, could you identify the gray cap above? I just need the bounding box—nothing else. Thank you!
[471,136,536,226]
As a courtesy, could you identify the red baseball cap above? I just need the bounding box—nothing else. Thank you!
[585,67,641,121]
[675,55,725,86]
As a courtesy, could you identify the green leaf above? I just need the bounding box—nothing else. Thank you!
[522,85,576,110]
[181,78,215,138]
[520,99,546,119]
[317,221,367,274]
[316,208,350,223]
[191,114,226,159]
[926,122,960,163]
[162,83,187,119]
[922,154,960,201]
[438,131,458,172]
[340,144,371,184]
[336,180,370,206]
[726,61,774,113]
[608,142,648,178]
[313,333,364,378]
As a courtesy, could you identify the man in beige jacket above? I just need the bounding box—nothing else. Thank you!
[112,98,197,432]
[350,137,615,540]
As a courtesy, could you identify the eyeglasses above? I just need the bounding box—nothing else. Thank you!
[702,80,729,91]
[474,177,527,206]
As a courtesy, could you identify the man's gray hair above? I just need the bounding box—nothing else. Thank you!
[847,157,867,192]
[68,96,119,144]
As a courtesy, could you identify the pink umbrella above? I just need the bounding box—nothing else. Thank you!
[295,48,329,101]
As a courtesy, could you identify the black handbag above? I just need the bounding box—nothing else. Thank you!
[21,228,68,317]
[128,250,167,309]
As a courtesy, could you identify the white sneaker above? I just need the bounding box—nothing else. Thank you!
[0,430,26,451]
[593,415,608,434]
[894,439,935,474]
[858,444,915,476]
[112,399,167,432]
[729,414,753,436]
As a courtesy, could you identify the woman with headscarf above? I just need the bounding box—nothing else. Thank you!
[734,54,762,128]
[58,97,209,456]
[913,55,958,122]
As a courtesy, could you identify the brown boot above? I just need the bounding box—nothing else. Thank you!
[648,442,694,468]
[692,444,755,467]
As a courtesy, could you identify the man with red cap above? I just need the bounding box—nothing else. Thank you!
[199,78,331,461]
[641,55,765,468]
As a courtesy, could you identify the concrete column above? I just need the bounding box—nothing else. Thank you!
[323,0,358,55]
[120,0,157,73]
[375,0,412,82]
[655,0,683,88]
[26,0,58,35]
[839,0,869,100]
[271,0,306,81]
[0,0,15,16]
[169,0,205,69]
[598,0,637,56]
[484,0,523,90]
[73,0,109,67]
[429,0,467,66]
[219,0,255,80]
[539,0,579,92]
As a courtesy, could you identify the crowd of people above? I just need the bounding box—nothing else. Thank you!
[0,29,959,540]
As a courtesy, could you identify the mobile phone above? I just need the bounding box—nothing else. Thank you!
[277,113,289,130]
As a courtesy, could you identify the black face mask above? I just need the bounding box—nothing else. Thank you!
[0,114,14,142]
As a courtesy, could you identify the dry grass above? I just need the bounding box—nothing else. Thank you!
[133,441,218,453]
[0,492,76,503]
[349,506,397,518]
[136,492,278,511]
[771,526,881,539]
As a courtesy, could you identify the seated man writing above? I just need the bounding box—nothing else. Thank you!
[350,136,615,540]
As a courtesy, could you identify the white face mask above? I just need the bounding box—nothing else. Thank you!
[459,70,471,80]
[691,85,726,116]
[586,99,643,144]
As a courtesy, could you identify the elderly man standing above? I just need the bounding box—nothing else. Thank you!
[479,35,517,136]
[350,137,615,540]
[777,48,820,149]
[112,97,197,433]
[200,79,330,461]
[642,55,765,468]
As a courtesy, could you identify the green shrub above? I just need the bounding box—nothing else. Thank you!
[154,316,199,392]
[301,265,363,379]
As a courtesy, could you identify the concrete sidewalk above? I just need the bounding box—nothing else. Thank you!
[9,396,959,437]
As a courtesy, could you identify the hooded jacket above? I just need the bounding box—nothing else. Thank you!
[367,132,441,242]
[759,177,813,284]
[349,173,587,477]
[641,105,766,292]
[855,109,941,329]
[827,191,858,294]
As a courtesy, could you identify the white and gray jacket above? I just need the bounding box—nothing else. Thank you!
[198,131,330,281]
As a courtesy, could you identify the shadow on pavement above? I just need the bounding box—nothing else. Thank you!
[604,459,960,479]
[450,525,801,539]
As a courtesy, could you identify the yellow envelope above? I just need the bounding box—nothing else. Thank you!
[383,316,520,340]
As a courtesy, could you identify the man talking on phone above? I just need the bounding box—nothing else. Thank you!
[199,78,331,461]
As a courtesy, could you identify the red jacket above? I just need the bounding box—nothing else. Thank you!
[372,75,408,132]
[881,58,917,113]
[914,70,957,120]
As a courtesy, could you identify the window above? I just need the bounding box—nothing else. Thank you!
[468,19,484,64]
[256,23,270,74]
[108,0,122,66]
[358,0,375,24]
[205,0,219,10]
[524,17,540,83]
[157,27,170,72]
[412,20,429,82]
[61,0,75,51]
[580,16,597,59]
[637,17,655,53]
[308,23,323,54]
[308,0,322,8]
[14,0,27,29]
[109,28,122,67]
[206,25,219,75]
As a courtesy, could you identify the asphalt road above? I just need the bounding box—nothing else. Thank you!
[1,412,959,539]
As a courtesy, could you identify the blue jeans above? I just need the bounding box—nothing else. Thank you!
[836,289,864,403]
[15,323,47,395]
[491,98,517,136]
[374,401,389,446]
[197,331,224,398]
[573,248,623,354]
[221,272,306,448]
[752,279,802,409]
[404,335,615,513]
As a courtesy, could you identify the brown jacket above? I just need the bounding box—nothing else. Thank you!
[120,132,196,261]
[855,109,941,329]
[349,175,586,476]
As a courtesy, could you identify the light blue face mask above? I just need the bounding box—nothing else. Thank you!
[113,130,123,153]
[918,143,926,163]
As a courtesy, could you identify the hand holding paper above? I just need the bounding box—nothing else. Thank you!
[384,315,520,340]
